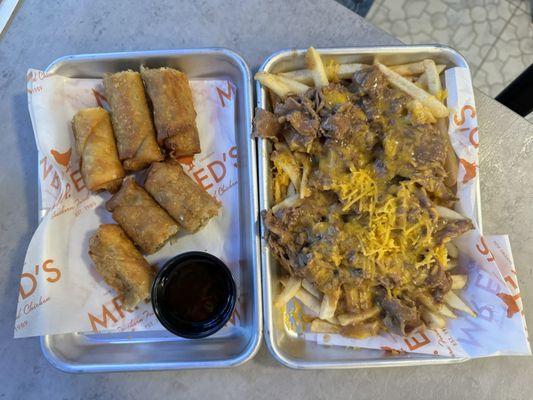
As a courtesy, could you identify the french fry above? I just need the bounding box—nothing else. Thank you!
[275,276,301,307]
[276,74,312,93]
[407,99,436,124]
[451,274,468,290]
[334,63,366,80]
[417,293,438,312]
[295,287,321,314]
[435,205,467,220]
[415,72,428,87]
[444,258,458,271]
[337,306,381,326]
[438,304,457,319]
[416,64,447,86]
[423,59,442,97]
[444,143,459,187]
[422,309,446,329]
[295,152,312,199]
[418,292,457,318]
[310,319,340,333]
[271,193,299,213]
[444,291,476,317]
[376,62,449,119]
[446,241,459,258]
[272,167,290,204]
[279,63,366,84]
[319,288,341,320]
[287,182,297,197]
[389,60,427,75]
[305,47,329,88]
[268,89,282,110]
[255,71,309,98]
[302,279,321,298]
[271,145,301,190]
[389,61,446,76]
[341,321,380,339]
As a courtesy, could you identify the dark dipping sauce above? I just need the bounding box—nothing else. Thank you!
[152,252,236,339]
[164,261,225,322]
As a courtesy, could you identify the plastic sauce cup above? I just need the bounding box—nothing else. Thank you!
[151,252,236,339]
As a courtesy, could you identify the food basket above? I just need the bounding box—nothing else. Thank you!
[257,46,482,369]
[39,48,262,372]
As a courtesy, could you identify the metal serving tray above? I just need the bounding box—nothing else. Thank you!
[40,48,262,372]
[257,46,483,369]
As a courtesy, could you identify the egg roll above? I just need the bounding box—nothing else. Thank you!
[71,107,125,193]
[106,176,179,254]
[144,161,221,232]
[103,70,163,171]
[140,67,201,157]
[88,224,154,310]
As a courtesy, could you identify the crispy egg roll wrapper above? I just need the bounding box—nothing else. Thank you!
[144,161,220,232]
[103,70,163,171]
[88,224,153,310]
[71,108,125,193]
[106,176,179,254]
[141,67,201,157]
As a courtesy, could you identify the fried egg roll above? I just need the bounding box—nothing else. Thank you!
[144,161,220,232]
[103,70,163,171]
[71,107,125,193]
[88,224,153,310]
[140,67,201,157]
[106,176,179,254]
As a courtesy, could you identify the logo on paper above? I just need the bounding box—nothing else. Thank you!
[460,158,477,183]
[50,148,72,168]
[216,81,236,108]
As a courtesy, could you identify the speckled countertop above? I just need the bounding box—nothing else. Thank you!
[1,0,532,399]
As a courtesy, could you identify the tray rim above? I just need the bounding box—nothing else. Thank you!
[257,45,482,369]
[38,47,263,373]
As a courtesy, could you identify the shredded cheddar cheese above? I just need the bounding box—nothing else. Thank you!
[332,166,448,280]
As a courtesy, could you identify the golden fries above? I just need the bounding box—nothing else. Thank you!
[423,59,442,99]
[275,276,301,307]
[271,193,299,213]
[438,304,457,319]
[435,206,467,220]
[376,62,449,119]
[446,241,459,258]
[305,47,329,88]
[280,63,365,84]
[341,321,380,339]
[319,288,341,320]
[444,291,476,317]
[271,144,301,190]
[416,64,447,87]
[337,306,381,326]
[389,61,446,76]
[295,153,312,199]
[389,60,427,75]
[310,319,340,333]
[451,274,468,290]
[254,72,309,98]
[407,99,436,124]
[422,309,446,329]
[302,279,321,298]
[444,258,458,271]
[295,287,321,314]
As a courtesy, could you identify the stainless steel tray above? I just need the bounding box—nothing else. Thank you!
[40,48,262,372]
[257,46,483,369]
